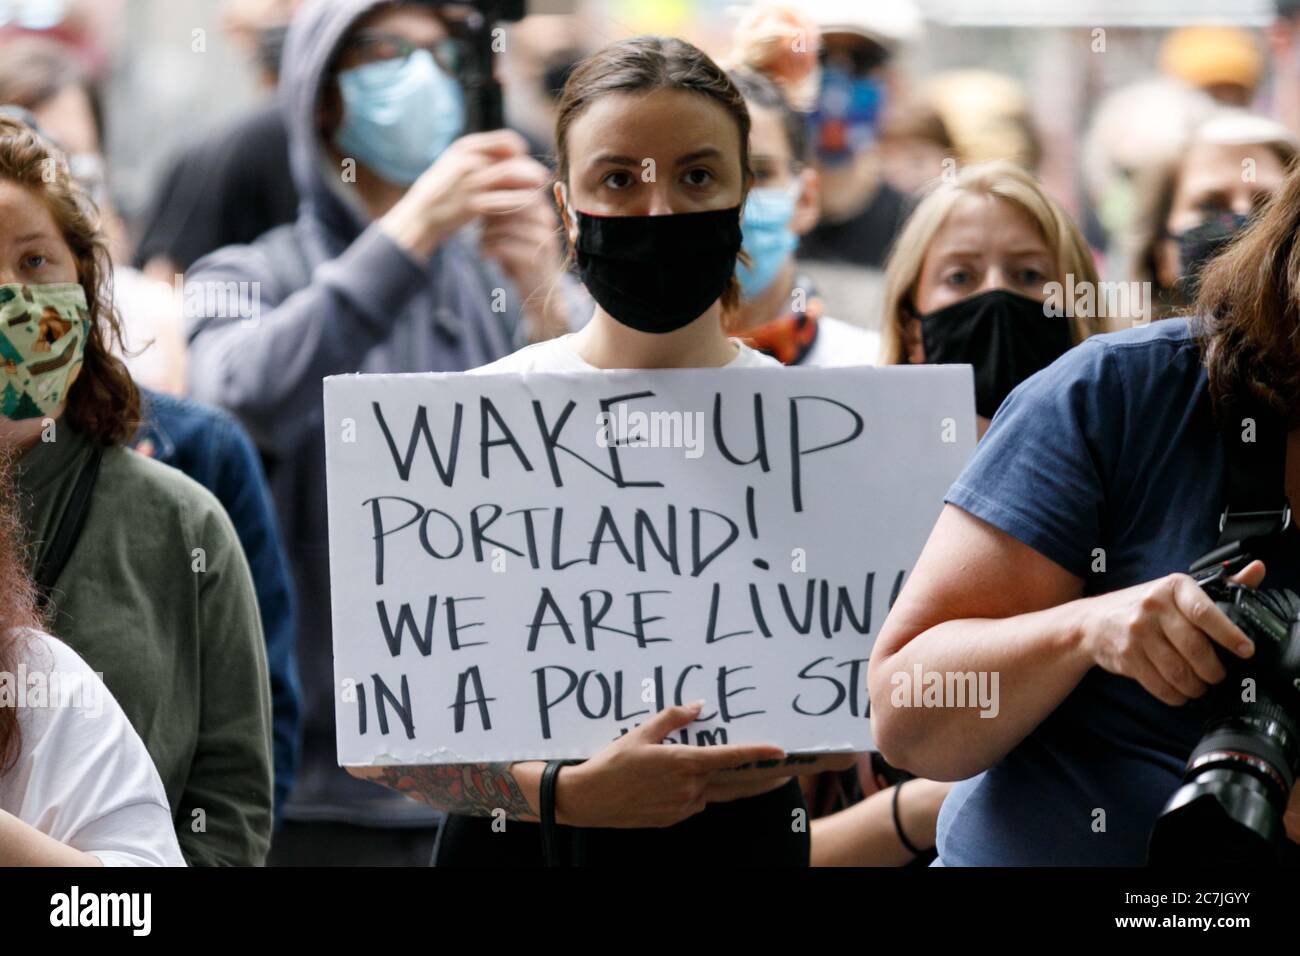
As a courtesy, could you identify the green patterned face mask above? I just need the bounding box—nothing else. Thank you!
[0,282,91,420]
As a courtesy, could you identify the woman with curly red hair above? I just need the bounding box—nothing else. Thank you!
[0,114,272,865]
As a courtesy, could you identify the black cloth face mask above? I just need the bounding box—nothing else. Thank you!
[570,205,743,334]
[1174,211,1250,283]
[917,288,1073,419]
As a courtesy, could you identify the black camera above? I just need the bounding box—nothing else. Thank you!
[1149,579,1300,864]
[436,0,528,131]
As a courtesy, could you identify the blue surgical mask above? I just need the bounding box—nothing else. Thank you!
[334,49,465,187]
[738,183,801,300]
[812,65,885,166]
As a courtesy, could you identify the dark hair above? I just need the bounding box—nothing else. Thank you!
[554,36,753,318]
[1194,156,1300,424]
[0,36,105,145]
[0,452,42,773]
[0,116,139,445]
[728,66,809,170]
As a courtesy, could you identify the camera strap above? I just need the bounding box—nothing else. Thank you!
[1189,401,1291,578]
[33,444,104,611]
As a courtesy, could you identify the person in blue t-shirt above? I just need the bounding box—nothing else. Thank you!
[867,163,1300,866]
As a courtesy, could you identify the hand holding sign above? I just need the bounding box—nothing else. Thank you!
[553,701,786,828]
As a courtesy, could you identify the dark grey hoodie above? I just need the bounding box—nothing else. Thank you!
[185,0,531,826]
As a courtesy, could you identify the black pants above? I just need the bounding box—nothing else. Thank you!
[435,777,810,866]
[268,820,441,866]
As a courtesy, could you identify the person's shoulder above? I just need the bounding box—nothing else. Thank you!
[139,390,256,472]
[11,630,109,733]
[1088,315,1200,351]
[223,100,289,146]
[142,389,247,444]
[472,335,587,374]
[1019,316,1195,379]
[809,317,881,366]
[997,317,1203,425]
[22,630,96,685]
[99,443,234,534]
[729,341,782,368]
[189,101,287,166]
[9,629,183,866]
[1053,317,1202,386]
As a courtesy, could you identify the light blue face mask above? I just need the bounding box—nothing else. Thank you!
[334,48,465,187]
[737,182,801,300]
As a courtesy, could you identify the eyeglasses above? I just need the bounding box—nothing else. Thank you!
[340,30,464,75]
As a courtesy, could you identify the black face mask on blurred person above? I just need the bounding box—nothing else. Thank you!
[917,288,1073,419]
[1174,211,1250,284]
[570,206,743,334]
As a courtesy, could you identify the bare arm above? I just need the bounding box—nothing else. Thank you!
[349,761,542,821]
[869,505,1262,782]
[0,809,103,867]
[348,703,787,828]
[810,779,953,867]
[867,506,1094,780]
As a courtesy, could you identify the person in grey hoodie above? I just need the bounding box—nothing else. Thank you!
[184,0,578,865]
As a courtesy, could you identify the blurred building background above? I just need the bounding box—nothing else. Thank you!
[0,0,1286,240]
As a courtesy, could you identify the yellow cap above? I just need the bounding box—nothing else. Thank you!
[1159,26,1262,94]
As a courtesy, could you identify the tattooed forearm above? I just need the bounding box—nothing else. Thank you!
[355,763,538,820]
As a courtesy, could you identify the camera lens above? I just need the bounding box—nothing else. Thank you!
[1150,703,1300,864]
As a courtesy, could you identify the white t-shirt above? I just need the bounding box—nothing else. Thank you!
[473,333,781,374]
[0,631,185,867]
[802,316,881,367]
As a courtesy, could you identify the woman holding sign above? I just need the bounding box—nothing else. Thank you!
[350,35,857,866]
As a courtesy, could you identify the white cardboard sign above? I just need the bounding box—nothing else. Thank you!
[325,364,974,766]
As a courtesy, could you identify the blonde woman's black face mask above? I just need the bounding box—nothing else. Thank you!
[917,288,1072,419]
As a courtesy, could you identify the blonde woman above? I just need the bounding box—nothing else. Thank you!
[879,160,1104,436]
[804,162,1101,864]
[352,35,854,868]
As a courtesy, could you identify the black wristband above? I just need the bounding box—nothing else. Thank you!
[540,759,579,866]
[892,779,925,857]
